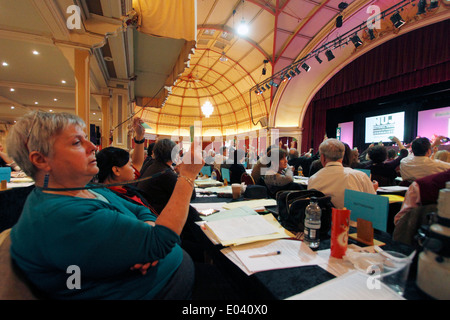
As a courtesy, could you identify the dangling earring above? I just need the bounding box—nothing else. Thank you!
[43,174,50,189]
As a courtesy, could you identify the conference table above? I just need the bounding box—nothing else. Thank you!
[190,183,431,300]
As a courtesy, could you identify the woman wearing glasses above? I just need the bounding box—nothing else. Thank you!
[5,111,204,299]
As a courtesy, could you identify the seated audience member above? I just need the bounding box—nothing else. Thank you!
[213,146,228,171]
[309,142,354,176]
[394,169,450,225]
[140,142,155,175]
[289,148,319,177]
[251,145,275,184]
[386,148,398,161]
[433,149,450,162]
[368,138,408,186]
[137,139,196,214]
[308,139,376,208]
[96,146,157,214]
[127,118,146,175]
[400,136,450,182]
[221,148,246,184]
[0,142,21,171]
[264,148,303,195]
[6,111,203,299]
[288,148,299,161]
[204,148,215,166]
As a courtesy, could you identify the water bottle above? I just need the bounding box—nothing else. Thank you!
[211,171,217,180]
[303,197,322,249]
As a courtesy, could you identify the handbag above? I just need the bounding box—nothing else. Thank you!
[276,189,334,234]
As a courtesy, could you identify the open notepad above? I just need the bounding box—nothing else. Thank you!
[197,206,294,246]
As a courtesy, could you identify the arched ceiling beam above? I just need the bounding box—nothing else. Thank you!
[198,25,272,63]
[275,0,332,63]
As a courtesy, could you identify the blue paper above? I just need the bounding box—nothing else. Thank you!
[200,165,212,176]
[344,189,389,232]
[355,168,371,177]
[221,167,230,182]
[0,167,12,183]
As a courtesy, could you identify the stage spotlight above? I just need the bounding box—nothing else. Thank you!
[269,80,278,88]
[294,66,301,75]
[315,55,322,64]
[288,70,296,78]
[336,15,343,28]
[265,83,271,90]
[367,28,376,40]
[429,0,438,9]
[301,63,311,72]
[262,67,266,75]
[390,12,405,29]
[417,0,427,15]
[325,50,335,61]
[350,35,363,48]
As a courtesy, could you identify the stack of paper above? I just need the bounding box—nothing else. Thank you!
[194,178,223,188]
[222,199,277,210]
[221,239,325,275]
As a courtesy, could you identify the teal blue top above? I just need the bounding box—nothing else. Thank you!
[10,186,183,300]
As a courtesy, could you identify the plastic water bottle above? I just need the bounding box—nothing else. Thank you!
[211,171,217,180]
[303,197,322,249]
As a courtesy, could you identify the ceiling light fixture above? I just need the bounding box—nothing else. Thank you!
[219,52,228,62]
[10,88,15,92]
[201,100,214,118]
[61,80,66,84]
[237,19,249,36]
[367,28,376,40]
[32,50,40,55]
[2,62,8,66]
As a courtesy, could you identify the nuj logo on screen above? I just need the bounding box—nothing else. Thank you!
[374,115,394,126]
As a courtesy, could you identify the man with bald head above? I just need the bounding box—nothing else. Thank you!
[307,138,376,208]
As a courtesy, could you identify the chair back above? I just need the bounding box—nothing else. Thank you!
[0,229,43,300]
[240,172,255,185]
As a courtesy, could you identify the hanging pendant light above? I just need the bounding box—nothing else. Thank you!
[201,100,214,118]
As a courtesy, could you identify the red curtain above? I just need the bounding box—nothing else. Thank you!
[301,20,450,153]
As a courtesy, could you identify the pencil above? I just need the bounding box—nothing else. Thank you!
[249,251,281,258]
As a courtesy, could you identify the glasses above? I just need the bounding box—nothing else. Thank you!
[24,111,38,152]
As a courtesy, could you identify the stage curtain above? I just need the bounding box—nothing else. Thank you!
[302,20,450,153]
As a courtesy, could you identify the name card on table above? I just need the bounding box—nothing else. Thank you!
[344,189,389,232]
[0,167,12,183]
[221,167,230,184]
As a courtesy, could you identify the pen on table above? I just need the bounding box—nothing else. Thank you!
[249,251,281,258]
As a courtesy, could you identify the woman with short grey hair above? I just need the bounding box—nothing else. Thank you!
[6,110,204,300]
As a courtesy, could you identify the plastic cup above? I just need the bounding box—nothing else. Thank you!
[232,183,241,199]
[379,251,412,296]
